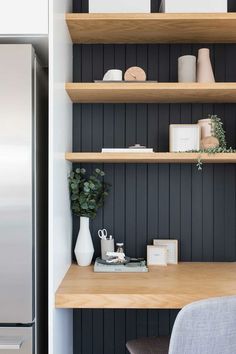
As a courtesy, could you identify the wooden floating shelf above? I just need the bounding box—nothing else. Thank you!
[55,263,236,309]
[66,13,236,44]
[65,152,236,164]
[65,82,236,104]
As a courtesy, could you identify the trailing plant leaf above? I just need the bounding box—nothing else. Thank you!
[209,115,226,149]
[68,168,110,219]
[186,115,235,170]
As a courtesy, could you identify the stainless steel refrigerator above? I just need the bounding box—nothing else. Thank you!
[0,44,48,353]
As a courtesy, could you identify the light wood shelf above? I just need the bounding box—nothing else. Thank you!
[65,152,236,163]
[55,263,236,309]
[65,83,236,103]
[66,13,236,44]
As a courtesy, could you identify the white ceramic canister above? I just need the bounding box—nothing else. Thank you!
[178,55,196,83]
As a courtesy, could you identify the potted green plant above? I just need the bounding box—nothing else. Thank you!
[69,168,109,266]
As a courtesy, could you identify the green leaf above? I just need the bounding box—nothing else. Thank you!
[81,203,88,210]
[69,167,110,218]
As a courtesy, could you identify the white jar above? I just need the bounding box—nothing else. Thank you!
[178,55,196,83]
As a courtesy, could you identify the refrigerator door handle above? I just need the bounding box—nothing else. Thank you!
[0,337,23,350]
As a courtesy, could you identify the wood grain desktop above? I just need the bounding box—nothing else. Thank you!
[56,263,236,309]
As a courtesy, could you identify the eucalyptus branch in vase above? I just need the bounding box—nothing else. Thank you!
[69,168,110,266]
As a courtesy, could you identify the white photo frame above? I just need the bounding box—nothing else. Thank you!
[169,124,200,152]
[147,245,167,266]
[153,240,178,264]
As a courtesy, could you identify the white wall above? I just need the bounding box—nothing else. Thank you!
[48,0,73,353]
[0,0,48,35]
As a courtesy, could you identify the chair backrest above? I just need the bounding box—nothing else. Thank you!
[168,296,236,354]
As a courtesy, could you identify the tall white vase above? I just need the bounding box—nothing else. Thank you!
[197,48,215,83]
[74,217,94,266]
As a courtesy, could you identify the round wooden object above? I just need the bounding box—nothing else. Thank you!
[200,136,219,150]
[124,66,147,81]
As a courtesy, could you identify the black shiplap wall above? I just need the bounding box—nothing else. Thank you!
[73,1,236,353]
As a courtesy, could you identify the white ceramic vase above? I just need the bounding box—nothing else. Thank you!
[197,48,215,83]
[74,217,94,266]
[178,55,196,82]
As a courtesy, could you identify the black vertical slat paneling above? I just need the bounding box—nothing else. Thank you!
[125,45,137,258]
[92,310,104,354]
[114,105,125,244]
[202,162,214,261]
[191,103,203,261]
[72,102,82,255]
[214,165,225,261]
[147,43,159,246]
[72,39,236,353]
[74,310,82,354]
[81,0,88,13]
[158,311,170,336]
[201,100,215,261]
[73,0,82,13]
[169,46,181,246]
[136,310,148,339]
[103,45,115,239]
[114,310,126,354]
[148,310,159,337]
[91,45,104,254]
[158,44,170,247]
[73,45,82,82]
[225,165,236,261]
[126,310,137,345]
[104,310,115,354]
[82,310,93,354]
[180,102,192,261]
[228,0,236,12]
[114,46,126,246]
[147,108,159,246]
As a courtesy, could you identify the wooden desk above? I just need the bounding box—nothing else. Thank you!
[55,262,236,309]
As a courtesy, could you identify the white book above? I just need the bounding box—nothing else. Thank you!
[102,148,154,153]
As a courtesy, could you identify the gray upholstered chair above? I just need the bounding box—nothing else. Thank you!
[126,296,236,354]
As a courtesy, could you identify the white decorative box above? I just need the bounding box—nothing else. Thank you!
[160,0,227,13]
[89,0,150,13]
[169,124,200,152]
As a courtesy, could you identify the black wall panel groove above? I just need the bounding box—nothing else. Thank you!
[73,1,236,353]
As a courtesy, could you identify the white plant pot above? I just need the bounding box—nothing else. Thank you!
[89,0,150,13]
[160,0,227,13]
[74,217,94,267]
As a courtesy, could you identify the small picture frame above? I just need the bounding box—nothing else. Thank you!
[153,240,178,264]
[169,124,200,152]
[147,245,167,266]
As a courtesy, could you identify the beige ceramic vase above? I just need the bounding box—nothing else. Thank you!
[198,118,212,139]
[197,48,215,83]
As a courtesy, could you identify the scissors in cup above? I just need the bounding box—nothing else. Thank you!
[98,229,108,240]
